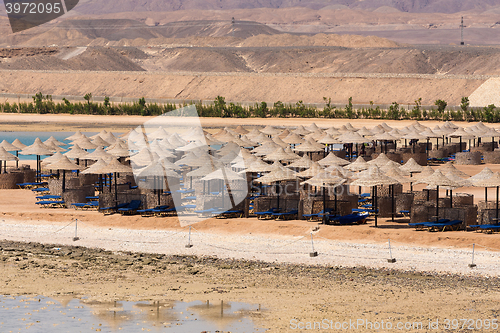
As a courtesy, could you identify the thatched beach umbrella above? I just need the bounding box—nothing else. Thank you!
[257,165,298,210]
[64,130,86,142]
[350,166,400,227]
[447,127,475,152]
[345,156,370,172]
[0,140,22,169]
[96,159,134,201]
[63,144,89,165]
[302,171,346,223]
[317,152,349,167]
[20,138,54,182]
[288,155,314,169]
[91,136,111,147]
[472,172,500,223]
[469,167,494,202]
[292,125,311,136]
[400,157,424,191]
[45,156,83,192]
[413,170,460,223]
[0,147,19,173]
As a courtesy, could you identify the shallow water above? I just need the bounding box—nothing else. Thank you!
[0,295,265,332]
[0,131,98,160]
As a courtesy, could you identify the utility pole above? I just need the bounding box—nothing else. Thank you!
[460,17,464,45]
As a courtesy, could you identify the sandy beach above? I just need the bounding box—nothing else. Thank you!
[2,114,500,332]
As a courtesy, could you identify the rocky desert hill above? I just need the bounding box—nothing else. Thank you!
[0,1,499,107]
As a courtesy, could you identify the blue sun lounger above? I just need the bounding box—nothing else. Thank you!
[303,208,333,220]
[425,220,463,231]
[328,212,369,225]
[272,209,298,220]
[408,219,449,230]
[469,224,500,232]
[71,201,99,210]
[137,205,169,216]
[36,195,62,201]
[118,200,142,215]
[36,200,65,208]
[255,208,279,220]
[100,202,129,214]
[213,209,244,218]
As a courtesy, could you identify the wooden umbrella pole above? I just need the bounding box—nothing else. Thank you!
[436,185,439,223]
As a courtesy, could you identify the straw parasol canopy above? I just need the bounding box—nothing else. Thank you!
[63,144,89,160]
[447,127,476,140]
[400,158,424,174]
[41,152,64,166]
[367,153,395,167]
[45,155,83,171]
[469,167,494,182]
[241,158,274,173]
[293,139,324,152]
[317,133,340,145]
[278,128,290,139]
[272,136,289,148]
[301,171,345,187]
[0,147,19,173]
[350,166,400,188]
[317,152,350,167]
[287,155,313,169]
[96,158,133,174]
[260,125,282,136]
[444,171,472,188]
[20,139,54,156]
[282,133,305,145]
[91,136,111,147]
[0,140,19,151]
[84,146,114,161]
[11,139,27,150]
[437,162,470,178]
[107,145,131,158]
[356,127,373,137]
[350,166,400,226]
[81,158,109,174]
[337,131,370,144]
[64,130,86,141]
[44,136,66,147]
[325,127,341,136]
[413,169,460,188]
[345,156,370,171]
[233,125,249,135]
[296,161,324,178]
[256,165,297,184]
[264,148,297,162]
[292,125,311,136]
[72,136,97,150]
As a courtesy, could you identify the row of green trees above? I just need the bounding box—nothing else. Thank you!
[1,93,499,122]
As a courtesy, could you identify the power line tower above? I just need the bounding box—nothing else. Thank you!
[460,17,464,45]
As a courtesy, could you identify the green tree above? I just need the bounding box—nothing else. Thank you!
[435,99,447,113]
[345,97,353,119]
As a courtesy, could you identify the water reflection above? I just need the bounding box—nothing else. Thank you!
[0,295,266,332]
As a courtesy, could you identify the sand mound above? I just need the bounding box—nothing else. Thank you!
[469,78,500,107]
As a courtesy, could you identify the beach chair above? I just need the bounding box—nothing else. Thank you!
[214,209,244,219]
[303,208,333,221]
[328,212,369,225]
[399,210,410,218]
[72,201,99,210]
[118,200,142,215]
[255,208,279,220]
[36,195,62,201]
[35,200,66,208]
[272,209,298,221]
[155,206,186,217]
[137,205,169,217]
[408,219,450,230]
[426,220,463,232]
[478,224,500,233]
[194,207,221,217]
[99,202,129,215]
[31,187,50,193]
